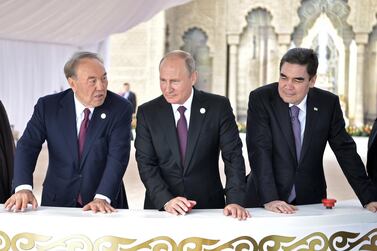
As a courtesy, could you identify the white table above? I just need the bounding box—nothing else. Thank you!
[1,200,376,250]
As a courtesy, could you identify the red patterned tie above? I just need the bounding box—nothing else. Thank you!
[177,106,188,165]
[78,108,90,160]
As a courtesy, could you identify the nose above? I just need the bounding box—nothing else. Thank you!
[96,79,107,90]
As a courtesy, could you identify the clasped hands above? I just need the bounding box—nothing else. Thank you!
[4,190,115,213]
[164,196,251,220]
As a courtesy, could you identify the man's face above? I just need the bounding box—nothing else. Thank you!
[278,62,316,105]
[159,56,197,104]
[68,58,108,108]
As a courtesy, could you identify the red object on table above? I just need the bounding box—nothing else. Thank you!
[322,198,337,209]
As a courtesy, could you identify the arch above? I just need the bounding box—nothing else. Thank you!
[181,27,213,92]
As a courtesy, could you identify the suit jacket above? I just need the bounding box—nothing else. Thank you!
[367,118,377,184]
[246,83,376,206]
[135,88,246,210]
[13,89,132,208]
[0,101,14,203]
[127,91,137,114]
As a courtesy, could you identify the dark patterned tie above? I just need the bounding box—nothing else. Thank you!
[77,108,90,206]
[288,105,301,203]
[177,106,188,165]
[78,108,90,160]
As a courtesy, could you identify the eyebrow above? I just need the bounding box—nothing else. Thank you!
[280,73,305,81]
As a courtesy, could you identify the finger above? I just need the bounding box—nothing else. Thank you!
[223,207,230,216]
[82,204,91,211]
[31,197,38,210]
[14,197,23,212]
[230,207,237,218]
[176,200,189,212]
[4,197,14,210]
[172,203,186,215]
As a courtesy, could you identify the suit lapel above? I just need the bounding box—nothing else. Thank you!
[184,89,206,172]
[300,90,318,164]
[80,104,108,167]
[58,90,79,164]
[272,93,296,161]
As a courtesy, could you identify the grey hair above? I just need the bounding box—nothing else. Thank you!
[64,51,104,79]
[159,50,196,74]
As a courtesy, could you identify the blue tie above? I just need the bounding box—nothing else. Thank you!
[288,105,301,203]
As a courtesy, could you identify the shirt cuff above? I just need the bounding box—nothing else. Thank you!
[15,184,32,192]
[94,194,111,204]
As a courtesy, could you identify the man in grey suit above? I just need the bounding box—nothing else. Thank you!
[135,50,250,220]
[245,48,377,213]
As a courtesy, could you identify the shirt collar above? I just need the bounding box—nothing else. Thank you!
[73,93,94,118]
[289,94,307,113]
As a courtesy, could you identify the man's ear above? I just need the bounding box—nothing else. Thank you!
[191,71,198,86]
[309,75,317,88]
[67,77,76,91]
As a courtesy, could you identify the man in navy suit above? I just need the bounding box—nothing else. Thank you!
[5,52,132,213]
[246,48,377,213]
[135,50,250,220]
[367,119,377,185]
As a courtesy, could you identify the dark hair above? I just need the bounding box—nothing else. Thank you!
[159,50,196,74]
[64,51,103,79]
[279,48,318,79]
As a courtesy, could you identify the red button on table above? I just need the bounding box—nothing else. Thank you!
[322,198,337,209]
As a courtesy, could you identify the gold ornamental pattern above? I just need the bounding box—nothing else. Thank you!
[0,230,376,251]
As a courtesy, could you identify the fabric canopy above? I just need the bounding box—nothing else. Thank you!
[0,0,190,133]
[0,0,190,46]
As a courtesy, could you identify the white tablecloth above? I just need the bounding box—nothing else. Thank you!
[1,200,376,250]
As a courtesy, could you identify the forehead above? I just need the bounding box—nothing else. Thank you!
[160,56,188,74]
[281,62,309,78]
[76,58,105,75]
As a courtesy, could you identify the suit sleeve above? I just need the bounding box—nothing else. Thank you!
[328,97,377,205]
[13,98,46,188]
[246,91,279,204]
[95,102,132,202]
[219,98,247,206]
[135,106,174,210]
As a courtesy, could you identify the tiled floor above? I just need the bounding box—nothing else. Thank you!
[32,135,366,209]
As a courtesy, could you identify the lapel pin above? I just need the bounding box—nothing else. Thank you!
[101,113,107,119]
[200,108,206,114]
[314,107,318,111]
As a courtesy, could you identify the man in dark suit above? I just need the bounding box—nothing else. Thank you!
[5,52,132,213]
[367,119,377,185]
[0,100,14,203]
[135,50,250,220]
[246,48,377,213]
[121,82,137,114]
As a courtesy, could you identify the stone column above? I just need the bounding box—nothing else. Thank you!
[277,33,291,74]
[353,33,368,126]
[227,34,240,118]
[343,44,350,117]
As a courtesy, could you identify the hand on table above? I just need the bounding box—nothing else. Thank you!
[264,200,297,214]
[4,190,38,212]
[83,198,116,213]
[164,196,196,215]
[223,203,251,220]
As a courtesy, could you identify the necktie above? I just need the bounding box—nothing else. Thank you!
[177,106,188,165]
[78,108,90,160]
[290,105,301,161]
[77,108,90,206]
[288,105,301,203]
